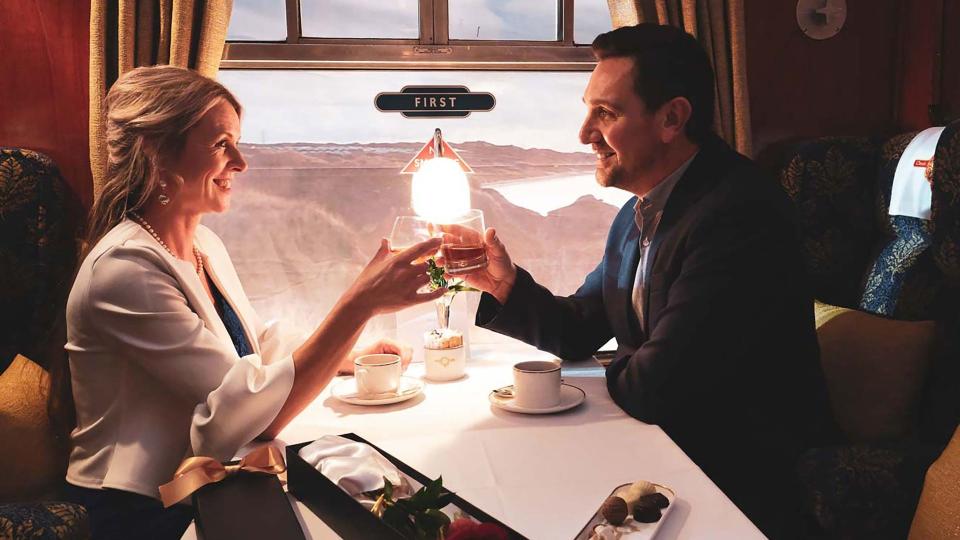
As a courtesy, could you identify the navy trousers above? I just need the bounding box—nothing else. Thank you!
[64,483,194,540]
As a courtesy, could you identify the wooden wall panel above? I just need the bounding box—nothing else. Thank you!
[745,0,902,155]
[894,0,938,131]
[0,0,92,209]
[941,0,959,124]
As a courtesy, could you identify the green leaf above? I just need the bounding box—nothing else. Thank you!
[382,505,412,534]
[425,508,451,528]
[425,476,443,500]
[426,258,448,290]
[435,493,456,509]
[383,477,394,500]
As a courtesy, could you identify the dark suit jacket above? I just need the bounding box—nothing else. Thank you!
[477,135,835,537]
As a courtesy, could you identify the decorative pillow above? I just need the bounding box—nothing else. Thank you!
[813,301,935,442]
[0,354,67,502]
[909,425,960,539]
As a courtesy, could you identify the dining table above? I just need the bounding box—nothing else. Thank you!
[182,335,766,540]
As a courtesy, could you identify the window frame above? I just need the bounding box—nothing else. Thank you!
[221,0,598,71]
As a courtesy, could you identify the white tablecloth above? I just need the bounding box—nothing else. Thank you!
[183,341,765,540]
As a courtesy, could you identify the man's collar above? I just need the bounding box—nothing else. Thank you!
[634,151,699,216]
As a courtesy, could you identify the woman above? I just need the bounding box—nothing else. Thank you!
[63,65,444,538]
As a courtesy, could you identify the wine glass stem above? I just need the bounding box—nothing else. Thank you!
[435,297,451,329]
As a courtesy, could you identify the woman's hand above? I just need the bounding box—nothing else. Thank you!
[347,237,446,316]
[338,338,413,375]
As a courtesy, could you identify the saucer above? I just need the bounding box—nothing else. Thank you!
[488,383,585,414]
[332,376,424,406]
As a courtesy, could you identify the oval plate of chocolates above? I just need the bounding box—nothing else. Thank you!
[574,480,675,540]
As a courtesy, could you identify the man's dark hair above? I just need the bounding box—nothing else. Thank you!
[592,24,715,143]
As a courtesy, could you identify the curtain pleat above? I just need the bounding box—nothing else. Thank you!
[607,0,640,28]
[89,0,234,201]
[135,1,157,67]
[169,0,195,67]
[606,0,753,156]
[728,0,752,156]
[158,0,172,64]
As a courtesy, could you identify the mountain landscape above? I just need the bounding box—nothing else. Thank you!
[203,141,622,338]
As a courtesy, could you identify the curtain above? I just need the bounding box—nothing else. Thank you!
[89,0,234,201]
[605,0,752,156]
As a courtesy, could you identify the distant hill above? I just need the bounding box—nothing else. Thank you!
[239,141,596,183]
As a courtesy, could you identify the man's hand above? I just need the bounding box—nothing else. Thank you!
[439,227,517,305]
[338,338,413,375]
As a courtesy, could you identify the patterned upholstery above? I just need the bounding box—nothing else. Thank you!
[0,502,89,540]
[778,124,960,320]
[859,126,960,320]
[778,124,960,539]
[0,147,81,372]
[0,149,85,539]
[798,444,944,540]
[779,136,880,309]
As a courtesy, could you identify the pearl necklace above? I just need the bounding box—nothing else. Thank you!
[129,212,204,277]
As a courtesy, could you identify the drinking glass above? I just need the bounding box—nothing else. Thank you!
[389,215,439,265]
[439,209,487,275]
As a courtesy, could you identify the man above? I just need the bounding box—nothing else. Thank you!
[461,24,835,537]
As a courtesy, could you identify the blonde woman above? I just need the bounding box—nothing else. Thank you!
[63,65,444,538]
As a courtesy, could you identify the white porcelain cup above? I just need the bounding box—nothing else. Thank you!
[354,354,402,396]
[513,360,561,409]
[424,345,466,381]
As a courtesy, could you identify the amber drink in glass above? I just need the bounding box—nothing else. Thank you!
[440,209,487,275]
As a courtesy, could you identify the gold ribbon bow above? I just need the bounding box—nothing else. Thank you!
[159,446,286,508]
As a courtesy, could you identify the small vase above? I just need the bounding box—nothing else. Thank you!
[423,327,466,381]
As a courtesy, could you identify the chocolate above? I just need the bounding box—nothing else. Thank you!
[632,502,662,523]
[637,492,670,509]
[600,496,628,525]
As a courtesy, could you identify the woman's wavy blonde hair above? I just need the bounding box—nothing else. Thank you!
[86,65,242,251]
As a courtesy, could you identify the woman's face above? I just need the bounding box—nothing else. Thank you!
[165,99,247,216]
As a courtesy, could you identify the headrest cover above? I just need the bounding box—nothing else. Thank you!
[889,126,944,220]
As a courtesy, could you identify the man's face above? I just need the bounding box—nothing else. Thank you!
[579,56,664,194]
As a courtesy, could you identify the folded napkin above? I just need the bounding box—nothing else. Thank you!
[889,126,945,219]
[298,435,404,496]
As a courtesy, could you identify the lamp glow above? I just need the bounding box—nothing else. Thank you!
[411,157,471,223]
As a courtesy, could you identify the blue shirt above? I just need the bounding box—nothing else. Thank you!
[631,153,697,330]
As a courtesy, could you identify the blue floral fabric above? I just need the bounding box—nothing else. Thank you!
[210,283,253,357]
[860,216,933,317]
[0,502,89,539]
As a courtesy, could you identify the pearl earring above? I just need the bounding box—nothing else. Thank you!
[158,180,170,206]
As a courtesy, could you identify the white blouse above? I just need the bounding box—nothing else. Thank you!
[65,219,295,499]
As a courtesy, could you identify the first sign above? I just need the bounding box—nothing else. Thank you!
[375,86,495,118]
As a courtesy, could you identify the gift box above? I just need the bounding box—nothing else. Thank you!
[193,464,305,540]
[286,433,526,539]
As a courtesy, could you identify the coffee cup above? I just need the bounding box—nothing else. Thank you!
[513,360,561,409]
[354,354,402,396]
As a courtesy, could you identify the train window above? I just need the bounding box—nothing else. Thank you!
[301,0,420,39]
[448,0,557,41]
[218,2,618,345]
[224,0,598,69]
[574,0,612,44]
[227,0,287,41]
[209,69,630,341]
